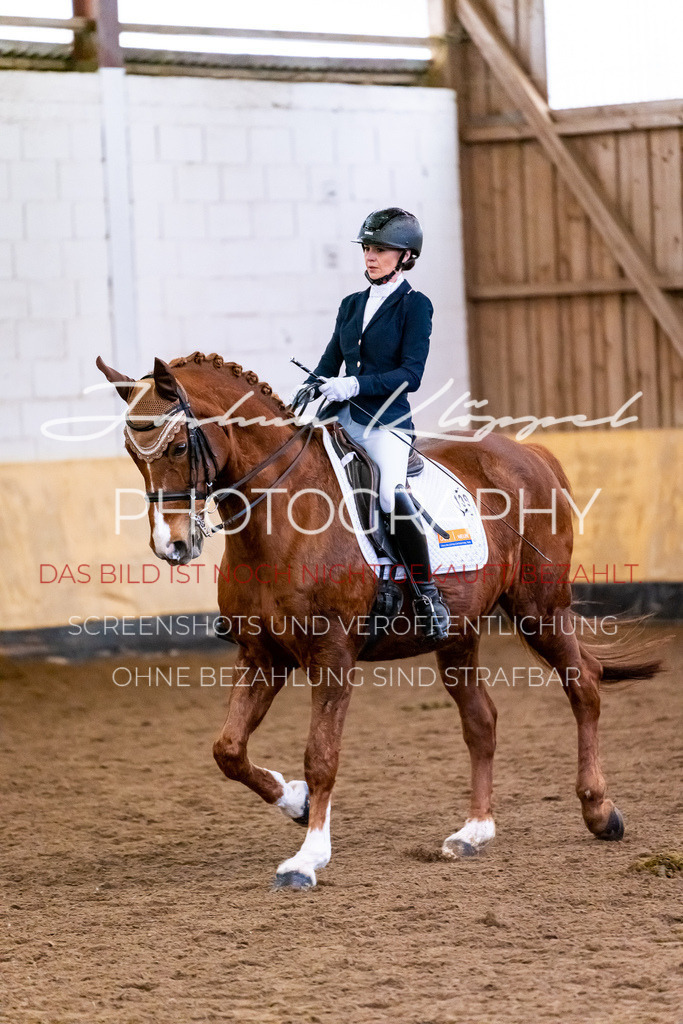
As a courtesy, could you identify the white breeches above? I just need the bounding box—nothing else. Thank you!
[337,404,410,513]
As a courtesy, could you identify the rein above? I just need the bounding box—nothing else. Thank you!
[127,386,314,537]
[216,422,315,530]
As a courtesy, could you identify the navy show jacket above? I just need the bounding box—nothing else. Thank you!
[307,278,433,436]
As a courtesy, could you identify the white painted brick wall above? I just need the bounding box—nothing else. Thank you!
[206,203,251,239]
[0,279,29,319]
[10,161,59,201]
[1,71,467,462]
[0,240,11,278]
[0,123,21,159]
[176,164,221,202]
[59,160,105,200]
[0,72,118,462]
[0,201,23,239]
[24,201,73,240]
[158,124,203,162]
[205,126,248,163]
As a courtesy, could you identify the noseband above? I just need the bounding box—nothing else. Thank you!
[126,383,314,537]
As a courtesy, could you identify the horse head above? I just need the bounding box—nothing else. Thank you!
[97,355,223,565]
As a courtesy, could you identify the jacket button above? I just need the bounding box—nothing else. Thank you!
[358,339,361,345]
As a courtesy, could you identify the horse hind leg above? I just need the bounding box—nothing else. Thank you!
[436,642,498,858]
[508,605,624,841]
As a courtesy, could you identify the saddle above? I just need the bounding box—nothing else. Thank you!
[328,422,428,624]
[327,422,424,562]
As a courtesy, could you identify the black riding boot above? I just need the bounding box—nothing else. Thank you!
[385,486,450,641]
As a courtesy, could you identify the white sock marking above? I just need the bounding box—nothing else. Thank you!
[266,770,309,820]
[276,801,331,885]
[442,817,495,858]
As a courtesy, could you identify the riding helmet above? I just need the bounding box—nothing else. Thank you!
[352,208,423,257]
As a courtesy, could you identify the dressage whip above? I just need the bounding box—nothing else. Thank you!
[290,357,552,563]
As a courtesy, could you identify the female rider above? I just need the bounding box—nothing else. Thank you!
[293,207,449,641]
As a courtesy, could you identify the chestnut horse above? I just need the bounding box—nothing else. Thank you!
[98,351,661,890]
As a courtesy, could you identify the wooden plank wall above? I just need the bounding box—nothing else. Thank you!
[456,0,683,428]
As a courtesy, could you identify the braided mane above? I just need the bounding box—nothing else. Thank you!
[169,351,290,416]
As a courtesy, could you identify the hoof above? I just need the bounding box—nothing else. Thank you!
[273,870,315,890]
[442,819,495,859]
[596,806,625,841]
[292,794,309,828]
[442,838,481,859]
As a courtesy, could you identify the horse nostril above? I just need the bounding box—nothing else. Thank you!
[167,541,188,563]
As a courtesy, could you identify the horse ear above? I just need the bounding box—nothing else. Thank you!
[96,355,135,402]
[153,357,180,402]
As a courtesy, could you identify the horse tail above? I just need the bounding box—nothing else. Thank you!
[572,611,666,685]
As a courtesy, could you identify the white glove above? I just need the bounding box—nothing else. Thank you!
[318,375,360,402]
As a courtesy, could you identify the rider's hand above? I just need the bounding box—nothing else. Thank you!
[287,382,317,412]
[318,375,360,402]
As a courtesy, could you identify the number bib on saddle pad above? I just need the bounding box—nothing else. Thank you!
[320,425,489,578]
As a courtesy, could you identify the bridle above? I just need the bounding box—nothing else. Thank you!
[126,384,315,538]
[202,419,315,536]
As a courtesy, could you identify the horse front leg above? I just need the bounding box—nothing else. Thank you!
[274,661,354,890]
[212,651,308,817]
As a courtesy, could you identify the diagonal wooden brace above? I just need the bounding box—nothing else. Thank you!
[455,0,683,361]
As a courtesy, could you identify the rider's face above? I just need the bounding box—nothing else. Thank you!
[362,244,404,282]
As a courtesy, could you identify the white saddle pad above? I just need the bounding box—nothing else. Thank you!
[320,427,489,579]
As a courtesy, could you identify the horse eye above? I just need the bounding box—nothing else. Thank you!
[172,442,187,456]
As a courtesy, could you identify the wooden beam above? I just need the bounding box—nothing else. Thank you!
[468,277,683,301]
[72,0,122,69]
[426,0,460,89]
[518,0,548,99]
[71,0,97,69]
[0,54,71,70]
[123,58,425,86]
[0,13,439,52]
[118,23,437,48]
[456,0,683,360]
[0,15,91,29]
[96,0,122,67]
[461,102,683,142]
